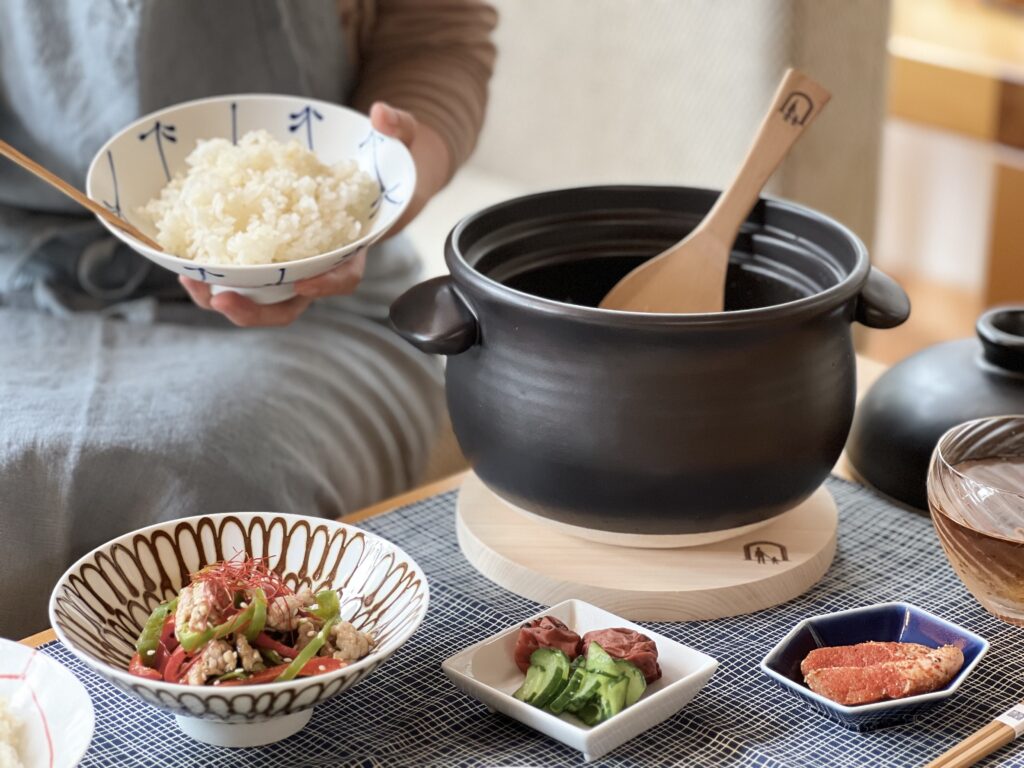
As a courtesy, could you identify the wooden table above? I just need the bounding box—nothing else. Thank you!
[20,356,886,648]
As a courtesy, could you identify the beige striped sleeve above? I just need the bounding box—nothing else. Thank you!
[347,0,498,183]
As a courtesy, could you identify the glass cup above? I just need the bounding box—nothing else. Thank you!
[928,415,1024,626]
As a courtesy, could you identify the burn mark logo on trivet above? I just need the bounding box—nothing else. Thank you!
[779,91,814,125]
[744,541,789,565]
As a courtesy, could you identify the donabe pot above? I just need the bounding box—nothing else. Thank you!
[390,186,909,535]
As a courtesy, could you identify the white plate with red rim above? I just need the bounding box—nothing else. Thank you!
[0,638,93,768]
[441,599,718,762]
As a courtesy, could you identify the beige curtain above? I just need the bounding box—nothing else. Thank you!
[470,0,890,247]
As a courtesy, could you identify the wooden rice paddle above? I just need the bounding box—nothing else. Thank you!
[0,137,163,251]
[924,702,1023,767]
[599,68,830,313]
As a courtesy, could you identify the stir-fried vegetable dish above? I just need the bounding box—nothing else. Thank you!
[127,555,374,686]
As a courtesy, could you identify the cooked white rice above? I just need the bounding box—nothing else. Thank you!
[0,698,22,768]
[141,129,378,265]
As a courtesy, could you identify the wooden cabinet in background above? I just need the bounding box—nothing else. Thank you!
[888,0,1024,306]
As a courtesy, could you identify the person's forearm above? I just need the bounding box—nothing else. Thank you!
[348,0,498,184]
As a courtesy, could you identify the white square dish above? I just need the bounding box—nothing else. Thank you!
[441,599,718,762]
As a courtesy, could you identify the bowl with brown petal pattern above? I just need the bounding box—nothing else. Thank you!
[48,512,429,747]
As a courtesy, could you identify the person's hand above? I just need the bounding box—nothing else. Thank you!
[179,248,367,328]
[181,102,448,327]
[369,101,451,236]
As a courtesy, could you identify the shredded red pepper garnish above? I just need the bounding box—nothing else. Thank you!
[190,552,293,614]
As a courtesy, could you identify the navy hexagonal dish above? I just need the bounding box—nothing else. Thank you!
[759,602,988,731]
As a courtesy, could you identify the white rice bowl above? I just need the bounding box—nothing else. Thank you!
[142,130,378,266]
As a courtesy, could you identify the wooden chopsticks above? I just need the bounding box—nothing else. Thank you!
[0,137,163,251]
[925,703,1023,768]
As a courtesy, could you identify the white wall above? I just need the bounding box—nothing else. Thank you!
[407,0,891,278]
[471,0,785,190]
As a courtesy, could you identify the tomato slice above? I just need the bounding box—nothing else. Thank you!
[253,632,298,659]
[152,641,170,671]
[218,662,288,686]
[218,656,348,686]
[160,614,178,653]
[297,656,347,676]
[128,652,163,681]
[163,645,188,683]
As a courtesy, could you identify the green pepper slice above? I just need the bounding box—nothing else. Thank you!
[275,615,339,682]
[311,589,340,621]
[177,596,258,653]
[245,588,267,642]
[260,648,284,666]
[212,599,258,639]
[215,669,249,683]
[176,626,214,654]
[134,597,179,667]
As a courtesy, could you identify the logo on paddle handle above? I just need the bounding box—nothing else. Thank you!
[779,91,814,126]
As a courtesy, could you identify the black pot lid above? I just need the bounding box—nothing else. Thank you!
[847,307,1024,511]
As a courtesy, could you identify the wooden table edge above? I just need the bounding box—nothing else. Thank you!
[20,356,884,648]
[20,629,56,648]
[338,470,468,525]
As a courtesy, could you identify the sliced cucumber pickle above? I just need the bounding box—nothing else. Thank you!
[518,647,571,708]
[599,677,629,721]
[577,700,603,726]
[513,662,546,702]
[584,642,619,677]
[614,659,647,707]
[514,637,653,726]
[548,667,586,714]
[565,670,603,713]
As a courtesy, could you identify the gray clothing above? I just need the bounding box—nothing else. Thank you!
[0,0,444,638]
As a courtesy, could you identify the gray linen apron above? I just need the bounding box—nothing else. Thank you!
[0,0,444,638]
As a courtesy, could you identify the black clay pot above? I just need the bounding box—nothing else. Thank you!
[847,307,1024,512]
[390,186,910,535]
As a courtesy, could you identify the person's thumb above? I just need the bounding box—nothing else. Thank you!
[370,102,417,146]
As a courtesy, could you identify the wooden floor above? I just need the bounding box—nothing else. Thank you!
[859,271,983,365]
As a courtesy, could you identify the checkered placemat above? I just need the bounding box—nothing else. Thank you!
[41,477,1024,767]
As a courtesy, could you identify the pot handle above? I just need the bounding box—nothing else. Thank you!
[389,276,478,355]
[977,307,1024,373]
[854,267,911,329]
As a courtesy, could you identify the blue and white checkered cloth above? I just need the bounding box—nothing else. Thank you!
[41,478,1024,767]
